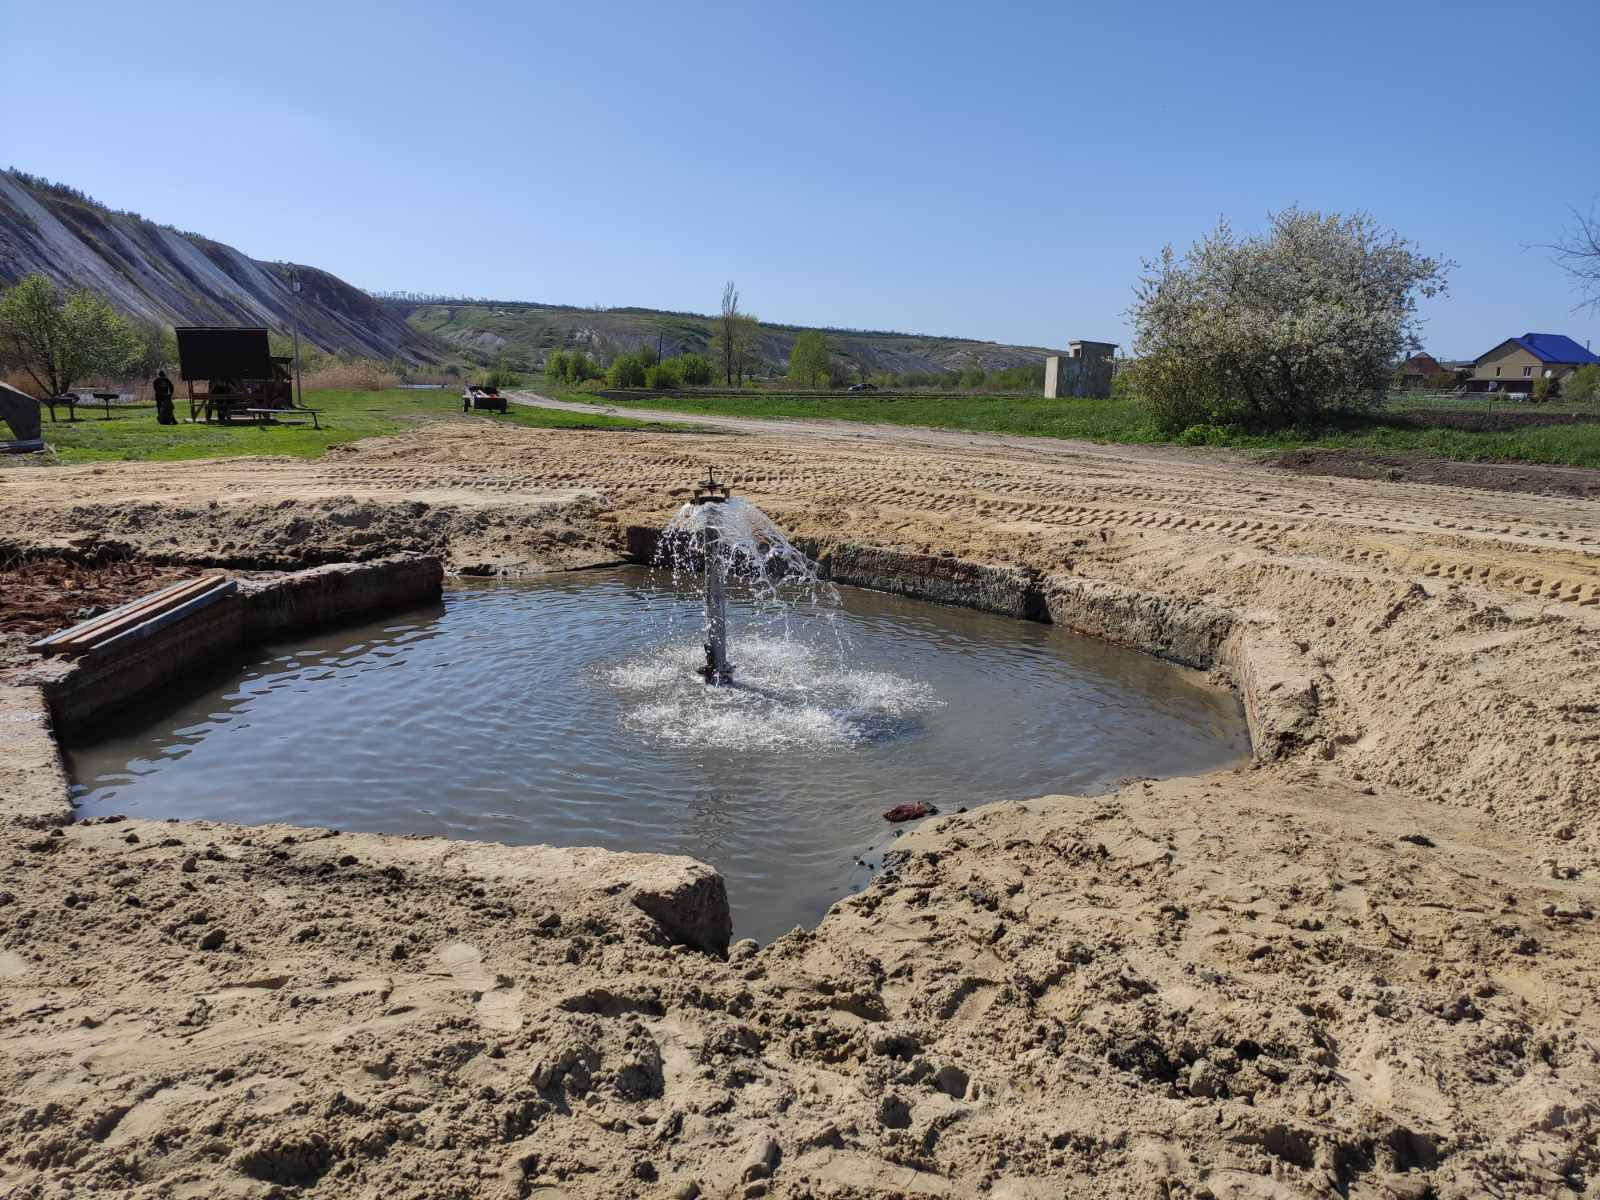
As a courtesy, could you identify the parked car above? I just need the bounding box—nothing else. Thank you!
[847,382,879,393]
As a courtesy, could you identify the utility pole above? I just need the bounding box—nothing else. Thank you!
[287,265,305,408]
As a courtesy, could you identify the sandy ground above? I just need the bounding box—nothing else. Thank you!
[2,413,1599,1198]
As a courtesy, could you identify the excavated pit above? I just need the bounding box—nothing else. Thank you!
[60,565,1250,942]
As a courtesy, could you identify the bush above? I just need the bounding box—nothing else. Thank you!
[544,351,569,384]
[1109,362,1139,401]
[607,354,646,389]
[1563,364,1599,406]
[563,352,596,384]
[646,361,681,390]
[675,353,712,385]
[1175,423,1230,446]
[481,368,522,389]
[1531,374,1561,403]
[987,364,1045,391]
[958,365,987,389]
[1131,209,1450,433]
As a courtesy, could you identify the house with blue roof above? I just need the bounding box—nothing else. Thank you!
[1468,333,1599,395]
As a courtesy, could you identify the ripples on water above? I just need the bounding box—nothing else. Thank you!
[65,568,1250,941]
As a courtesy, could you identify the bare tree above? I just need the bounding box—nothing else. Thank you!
[712,281,741,386]
[1545,202,1600,314]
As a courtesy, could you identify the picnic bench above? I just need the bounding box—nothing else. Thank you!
[242,406,322,429]
[41,392,126,421]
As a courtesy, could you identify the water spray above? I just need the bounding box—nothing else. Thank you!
[691,467,734,684]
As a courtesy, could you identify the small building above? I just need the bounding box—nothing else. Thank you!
[1467,333,1599,395]
[1044,339,1117,399]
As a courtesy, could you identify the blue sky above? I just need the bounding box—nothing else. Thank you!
[9,0,1598,357]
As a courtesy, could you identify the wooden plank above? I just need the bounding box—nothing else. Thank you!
[61,582,220,650]
[33,577,204,649]
[49,576,218,648]
[34,575,226,654]
[89,580,237,656]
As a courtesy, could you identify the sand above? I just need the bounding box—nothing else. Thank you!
[1,411,1597,1198]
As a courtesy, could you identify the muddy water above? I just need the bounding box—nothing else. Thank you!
[65,568,1250,942]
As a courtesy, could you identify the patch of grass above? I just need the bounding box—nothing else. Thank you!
[37,388,665,465]
[537,386,1600,469]
[544,387,1165,442]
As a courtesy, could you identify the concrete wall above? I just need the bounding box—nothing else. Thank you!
[1044,353,1115,399]
[37,555,443,734]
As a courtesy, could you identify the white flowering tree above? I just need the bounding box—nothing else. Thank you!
[1130,210,1450,433]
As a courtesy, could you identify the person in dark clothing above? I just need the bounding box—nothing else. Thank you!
[153,369,176,425]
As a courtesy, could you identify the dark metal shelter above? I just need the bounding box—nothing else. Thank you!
[175,327,291,421]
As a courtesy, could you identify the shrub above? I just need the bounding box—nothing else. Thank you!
[675,353,712,385]
[544,350,569,384]
[1531,374,1562,403]
[1175,422,1230,446]
[481,368,522,389]
[1564,364,1599,406]
[959,365,987,389]
[646,361,681,390]
[607,354,646,389]
[563,352,596,384]
[1131,209,1450,433]
[987,364,1045,391]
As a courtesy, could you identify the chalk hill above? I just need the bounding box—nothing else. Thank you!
[0,172,435,363]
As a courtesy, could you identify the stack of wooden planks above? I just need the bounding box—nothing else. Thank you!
[31,574,236,658]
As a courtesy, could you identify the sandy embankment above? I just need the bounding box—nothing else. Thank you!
[1,417,1598,1198]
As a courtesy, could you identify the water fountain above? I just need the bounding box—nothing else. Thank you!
[690,468,734,684]
[658,468,841,690]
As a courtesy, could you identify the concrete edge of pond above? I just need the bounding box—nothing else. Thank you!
[3,555,446,829]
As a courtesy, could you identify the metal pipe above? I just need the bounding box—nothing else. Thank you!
[700,505,732,684]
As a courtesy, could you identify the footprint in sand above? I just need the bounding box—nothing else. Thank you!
[435,942,523,1033]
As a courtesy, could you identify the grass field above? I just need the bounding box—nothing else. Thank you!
[541,386,1600,469]
[31,388,663,465]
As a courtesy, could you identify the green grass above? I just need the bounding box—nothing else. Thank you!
[37,388,665,465]
[534,386,1600,469]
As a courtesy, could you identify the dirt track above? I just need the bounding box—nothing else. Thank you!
[2,416,1599,1198]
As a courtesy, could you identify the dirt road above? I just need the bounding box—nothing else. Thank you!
[2,416,1598,1198]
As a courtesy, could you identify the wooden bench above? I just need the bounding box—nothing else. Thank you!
[243,408,310,428]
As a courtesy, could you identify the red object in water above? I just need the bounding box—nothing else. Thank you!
[883,802,937,823]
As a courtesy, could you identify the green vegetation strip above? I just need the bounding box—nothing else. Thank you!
[543,388,1600,470]
[33,389,665,465]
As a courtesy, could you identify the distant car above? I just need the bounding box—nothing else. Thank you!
[847,382,879,393]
